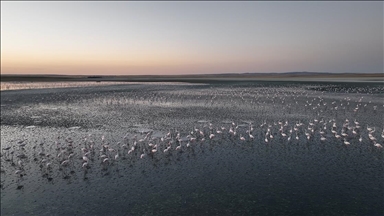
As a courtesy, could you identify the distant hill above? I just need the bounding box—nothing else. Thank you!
[221,72,382,76]
[1,72,383,83]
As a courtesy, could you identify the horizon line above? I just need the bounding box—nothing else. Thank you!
[2,71,383,77]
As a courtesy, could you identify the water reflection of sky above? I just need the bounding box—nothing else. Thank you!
[0,81,205,91]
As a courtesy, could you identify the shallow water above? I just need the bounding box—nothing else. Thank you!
[1,81,383,215]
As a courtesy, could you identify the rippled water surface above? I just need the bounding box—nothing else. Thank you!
[1,81,383,215]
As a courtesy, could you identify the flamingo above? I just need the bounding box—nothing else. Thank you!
[82,156,89,162]
[140,152,145,159]
[82,162,88,168]
[240,135,246,141]
[343,139,350,145]
[209,134,215,139]
[249,134,254,140]
[61,160,69,166]
[367,125,373,132]
[163,146,171,153]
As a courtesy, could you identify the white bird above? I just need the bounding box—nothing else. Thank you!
[164,147,170,153]
[305,130,310,137]
[367,125,373,132]
[61,160,69,166]
[249,134,254,139]
[352,128,358,135]
[240,135,246,141]
[369,134,376,141]
[343,139,350,145]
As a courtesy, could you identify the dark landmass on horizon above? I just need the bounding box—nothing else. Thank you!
[1,72,383,83]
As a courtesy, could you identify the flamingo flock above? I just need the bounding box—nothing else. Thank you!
[1,114,382,187]
[0,82,383,215]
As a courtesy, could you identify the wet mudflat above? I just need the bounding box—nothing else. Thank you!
[1,81,383,215]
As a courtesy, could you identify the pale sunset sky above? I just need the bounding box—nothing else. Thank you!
[1,1,383,75]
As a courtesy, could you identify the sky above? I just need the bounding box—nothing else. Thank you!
[1,1,383,75]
